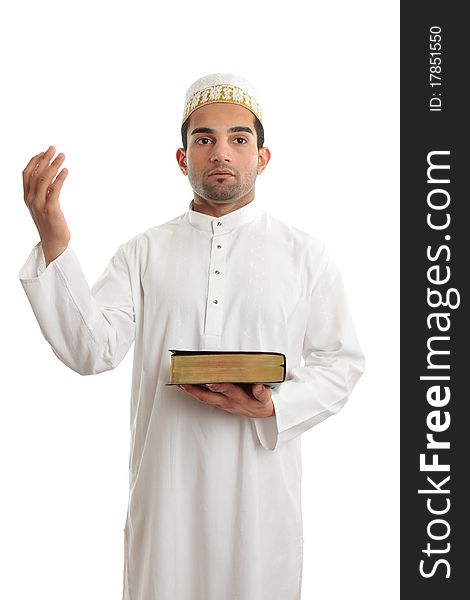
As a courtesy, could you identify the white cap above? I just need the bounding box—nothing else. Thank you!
[182,73,263,125]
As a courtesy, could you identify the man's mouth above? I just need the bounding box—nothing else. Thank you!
[208,170,235,177]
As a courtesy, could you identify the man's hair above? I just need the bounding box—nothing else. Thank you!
[181,113,264,151]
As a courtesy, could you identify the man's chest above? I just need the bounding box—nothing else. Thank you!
[139,234,308,325]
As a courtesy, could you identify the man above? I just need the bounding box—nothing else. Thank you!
[19,73,365,600]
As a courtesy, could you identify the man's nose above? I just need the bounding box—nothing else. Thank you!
[210,140,232,162]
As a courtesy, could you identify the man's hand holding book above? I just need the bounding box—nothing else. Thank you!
[177,382,275,418]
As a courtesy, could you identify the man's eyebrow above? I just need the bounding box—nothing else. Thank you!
[190,126,254,136]
[228,126,254,135]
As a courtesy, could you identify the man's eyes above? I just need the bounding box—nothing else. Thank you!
[196,137,248,145]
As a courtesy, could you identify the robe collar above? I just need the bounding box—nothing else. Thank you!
[187,199,263,233]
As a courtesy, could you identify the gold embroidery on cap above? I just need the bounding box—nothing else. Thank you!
[182,84,262,124]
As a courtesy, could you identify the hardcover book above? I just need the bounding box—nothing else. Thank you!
[167,350,286,386]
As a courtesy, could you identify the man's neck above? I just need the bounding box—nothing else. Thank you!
[190,195,255,217]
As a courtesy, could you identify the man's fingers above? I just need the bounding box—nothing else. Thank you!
[36,152,66,204]
[23,151,44,176]
[24,146,57,209]
[28,146,55,202]
[205,382,237,395]
[45,166,68,206]
[22,151,45,200]
[31,146,55,181]
[179,384,219,399]
[178,384,227,408]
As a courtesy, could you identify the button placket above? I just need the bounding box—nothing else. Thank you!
[204,219,227,337]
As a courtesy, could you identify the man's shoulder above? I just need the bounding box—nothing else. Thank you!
[117,212,188,255]
[262,210,326,254]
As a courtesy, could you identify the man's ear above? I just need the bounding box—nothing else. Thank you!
[176,148,187,175]
[257,147,271,174]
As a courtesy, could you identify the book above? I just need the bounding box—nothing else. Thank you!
[166,350,286,386]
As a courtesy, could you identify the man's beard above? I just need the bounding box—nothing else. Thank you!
[187,168,257,203]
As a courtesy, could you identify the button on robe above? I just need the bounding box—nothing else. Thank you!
[19,200,365,600]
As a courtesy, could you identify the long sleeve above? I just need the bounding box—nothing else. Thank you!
[18,242,136,375]
[253,252,365,451]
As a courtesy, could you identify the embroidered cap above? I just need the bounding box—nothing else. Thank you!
[182,73,263,125]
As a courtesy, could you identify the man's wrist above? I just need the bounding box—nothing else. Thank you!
[41,243,68,267]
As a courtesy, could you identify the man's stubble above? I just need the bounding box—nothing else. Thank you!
[187,164,259,204]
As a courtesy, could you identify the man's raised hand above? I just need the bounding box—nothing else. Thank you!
[22,146,70,267]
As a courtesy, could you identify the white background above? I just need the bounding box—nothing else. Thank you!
[1,1,399,598]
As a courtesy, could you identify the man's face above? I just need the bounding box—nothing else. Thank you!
[182,103,265,205]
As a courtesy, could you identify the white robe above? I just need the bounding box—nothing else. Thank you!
[19,199,365,600]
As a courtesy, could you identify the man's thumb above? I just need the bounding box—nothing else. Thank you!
[252,383,267,401]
